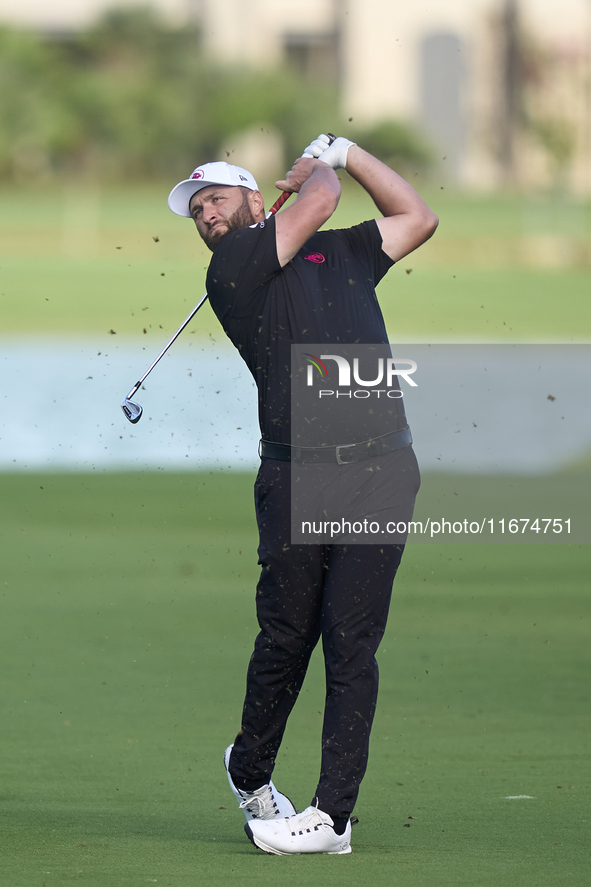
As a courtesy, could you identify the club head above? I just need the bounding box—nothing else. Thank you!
[121,398,143,424]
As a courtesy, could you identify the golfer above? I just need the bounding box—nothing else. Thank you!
[168,134,438,854]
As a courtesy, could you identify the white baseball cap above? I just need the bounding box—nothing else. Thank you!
[167,161,259,218]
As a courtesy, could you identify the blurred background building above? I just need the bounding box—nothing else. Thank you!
[2,0,590,192]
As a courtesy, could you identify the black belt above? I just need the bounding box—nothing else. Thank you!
[259,426,412,465]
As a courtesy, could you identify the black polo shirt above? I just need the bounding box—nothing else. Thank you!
[206,214,405,444]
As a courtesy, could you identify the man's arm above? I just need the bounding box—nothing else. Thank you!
[345,146,438,262]
[303,135,438,262]
[273,158,341,267]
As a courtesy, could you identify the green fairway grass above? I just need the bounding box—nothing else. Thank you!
[2,254,590,343]
[1,471,589,886]
[1,183,589,340]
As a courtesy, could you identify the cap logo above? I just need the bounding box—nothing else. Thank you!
[191,170,204,180]
[239,175,248,182]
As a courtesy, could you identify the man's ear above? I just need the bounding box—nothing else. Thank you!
[249,189,265,220]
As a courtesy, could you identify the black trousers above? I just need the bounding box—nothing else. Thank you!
[229,449,418,820]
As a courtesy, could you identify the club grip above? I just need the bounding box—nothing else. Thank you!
[268,133,338,216]
[268,190,291,216]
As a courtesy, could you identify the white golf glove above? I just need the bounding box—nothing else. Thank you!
[302,134,356,170]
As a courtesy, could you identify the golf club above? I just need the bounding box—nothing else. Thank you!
[121,135,336,423]
[120,290,208,423]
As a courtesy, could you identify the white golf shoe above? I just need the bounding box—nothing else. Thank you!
[224,745,297,821]
[245,805,352,855]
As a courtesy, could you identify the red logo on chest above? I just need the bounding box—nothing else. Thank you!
[304,252,326,263]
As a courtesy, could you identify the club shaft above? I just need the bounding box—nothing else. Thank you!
[126,292,208,399]
[125,193,299,400]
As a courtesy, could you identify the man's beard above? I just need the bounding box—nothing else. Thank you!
[199,191,257,251]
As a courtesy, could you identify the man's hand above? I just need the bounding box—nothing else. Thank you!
[275,157,325,194]
[273,159,340,268]
[302,134,356,170]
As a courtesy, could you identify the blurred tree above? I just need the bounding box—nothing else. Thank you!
[0,8,381,183]
[56,6,203,177]
[528,118,576,178]
[350,120,433,175]
[0,27,76,180]
[517,31,579,187]
[70,6,339,177]
[183,66,339,168]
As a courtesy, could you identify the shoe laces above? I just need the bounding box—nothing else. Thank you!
[289,804,330,833]
[238,784,278,819]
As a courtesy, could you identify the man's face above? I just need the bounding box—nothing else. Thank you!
[190,185,261,251]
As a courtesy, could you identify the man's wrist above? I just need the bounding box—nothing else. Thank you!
[342,143,361,173]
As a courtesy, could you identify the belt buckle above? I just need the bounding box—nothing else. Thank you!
[335,443,356,465]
